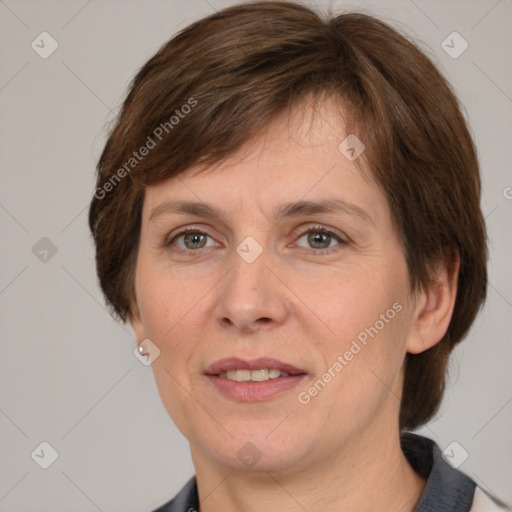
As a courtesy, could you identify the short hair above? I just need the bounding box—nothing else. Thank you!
[88,1,487,430]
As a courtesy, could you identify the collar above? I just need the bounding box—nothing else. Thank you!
[401,432,476,511]
[152,433,476,511]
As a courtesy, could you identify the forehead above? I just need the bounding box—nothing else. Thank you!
[142,96,383,223]
[188,95,358,175]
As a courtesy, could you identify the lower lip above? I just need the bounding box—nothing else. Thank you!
[206,374,306,401]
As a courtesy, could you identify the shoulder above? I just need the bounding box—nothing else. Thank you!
[471,487,511,512]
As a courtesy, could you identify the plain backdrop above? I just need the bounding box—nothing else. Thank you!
[0,0,511,510]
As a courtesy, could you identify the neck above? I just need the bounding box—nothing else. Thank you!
[191,426,426,512]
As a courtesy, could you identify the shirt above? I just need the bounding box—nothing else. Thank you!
[151,433,509,511]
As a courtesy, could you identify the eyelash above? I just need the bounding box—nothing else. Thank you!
[165,225,347,257]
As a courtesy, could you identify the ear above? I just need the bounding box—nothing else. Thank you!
[406,251,460,354]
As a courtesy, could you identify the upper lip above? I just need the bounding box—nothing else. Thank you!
[205,357,307,376]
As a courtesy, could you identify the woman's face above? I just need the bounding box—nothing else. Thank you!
[131,100,420,473]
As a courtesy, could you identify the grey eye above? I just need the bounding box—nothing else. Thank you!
[296,229,341,250]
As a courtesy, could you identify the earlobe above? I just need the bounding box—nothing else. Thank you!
[406,251,460,355]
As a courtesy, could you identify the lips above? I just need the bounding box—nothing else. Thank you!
[205,357,307,402]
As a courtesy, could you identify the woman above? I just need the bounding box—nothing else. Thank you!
[88,2,507,510]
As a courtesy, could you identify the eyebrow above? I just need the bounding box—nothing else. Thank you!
[148,198,373,225]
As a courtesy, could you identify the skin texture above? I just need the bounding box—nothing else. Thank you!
[130,98,458,511]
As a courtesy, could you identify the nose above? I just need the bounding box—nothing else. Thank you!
[213,243,289,334]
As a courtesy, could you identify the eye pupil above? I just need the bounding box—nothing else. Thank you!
[308,232,330,249]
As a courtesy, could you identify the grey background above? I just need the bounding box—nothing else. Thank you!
[0,0,511,510]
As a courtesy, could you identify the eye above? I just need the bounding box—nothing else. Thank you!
[167,228,217,252]
[294,226,346,254]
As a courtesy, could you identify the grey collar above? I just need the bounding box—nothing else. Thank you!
[401,433,475,511]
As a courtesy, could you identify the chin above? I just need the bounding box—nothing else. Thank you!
[196,425,317,474]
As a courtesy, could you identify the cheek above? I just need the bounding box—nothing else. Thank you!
[301,265,410,398]
[137,270,206,433]
[302,311,409,441]
[295,262,404,339]
[136,258,209,342]
[135,268,206,417]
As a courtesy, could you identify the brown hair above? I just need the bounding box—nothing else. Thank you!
[88,1,487,430]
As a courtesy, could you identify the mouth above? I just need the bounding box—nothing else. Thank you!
[205,357,307,401]
[218,368,292,381]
